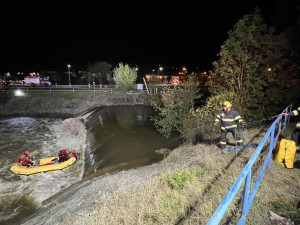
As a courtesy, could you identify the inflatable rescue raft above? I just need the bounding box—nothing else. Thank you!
[10,156,77,175]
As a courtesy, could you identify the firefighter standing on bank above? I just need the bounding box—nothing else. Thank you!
[214,101,246,152]
[282,106,300,147]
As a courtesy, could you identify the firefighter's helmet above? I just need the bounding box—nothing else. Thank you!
[223,101,232,108]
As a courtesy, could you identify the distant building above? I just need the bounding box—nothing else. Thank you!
[144,67,210,85]
[23,76,51,86]
[144,74,186,84]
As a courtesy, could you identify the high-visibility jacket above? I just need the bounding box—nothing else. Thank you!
[215,108,244,130]
[288,106,300,128]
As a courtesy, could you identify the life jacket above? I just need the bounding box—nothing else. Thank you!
[59,150,69,157]
[58,150,70,162]
[21,155,32,167]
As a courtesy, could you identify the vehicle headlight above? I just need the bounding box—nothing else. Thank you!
[14,89,25,96]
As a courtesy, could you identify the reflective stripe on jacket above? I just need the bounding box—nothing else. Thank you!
[288,106,300,128]
[215,108,244,130]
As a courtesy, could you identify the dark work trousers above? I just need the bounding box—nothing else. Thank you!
[291,128,300,147]
[220,128,243,149]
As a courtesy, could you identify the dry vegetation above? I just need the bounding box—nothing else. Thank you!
[56,122,300,225]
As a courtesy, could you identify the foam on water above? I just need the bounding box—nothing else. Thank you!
[0,116,87,222]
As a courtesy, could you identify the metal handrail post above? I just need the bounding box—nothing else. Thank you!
[240,170,252,225]
[207,105,292,225]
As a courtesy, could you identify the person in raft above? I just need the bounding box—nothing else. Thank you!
[20,150,34,167]
[58,148,70,163]
[69,150,79,160]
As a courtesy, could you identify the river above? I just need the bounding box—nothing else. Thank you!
[0,105,180,225]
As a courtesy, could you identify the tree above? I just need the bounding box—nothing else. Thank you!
[150,75,201,138]
[208,8,298,120]
[87,62,113,84]
[113,63,137,91]
[181,8,299,144]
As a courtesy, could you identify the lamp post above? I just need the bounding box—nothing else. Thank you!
[67,64,71,87]
[158,66,163,76]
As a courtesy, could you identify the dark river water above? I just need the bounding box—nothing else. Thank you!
[83,105,181,177]
[0,105,181,225]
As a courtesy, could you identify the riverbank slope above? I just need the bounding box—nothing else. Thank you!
[1,91,299,225]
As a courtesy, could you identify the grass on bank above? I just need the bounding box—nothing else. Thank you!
[59,123,300,225]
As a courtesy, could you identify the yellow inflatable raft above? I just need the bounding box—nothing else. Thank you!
[10,156,77,175]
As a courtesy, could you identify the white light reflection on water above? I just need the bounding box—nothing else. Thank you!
[0,116,87,223]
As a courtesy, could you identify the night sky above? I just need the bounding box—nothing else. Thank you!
[0,0,297,73]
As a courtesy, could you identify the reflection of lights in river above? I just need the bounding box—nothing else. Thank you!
[89,153,95,165]
[89,153,97,172]
[14,89,25,96]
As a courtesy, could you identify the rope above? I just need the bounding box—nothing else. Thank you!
[243,114,280,129]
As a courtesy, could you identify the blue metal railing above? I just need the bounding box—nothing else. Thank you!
[207,104,293,225]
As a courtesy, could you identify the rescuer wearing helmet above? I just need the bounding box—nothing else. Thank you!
[58,148,70,163]
[69,150,78,160]
[21,150,34,167]
[282,106,300,147]
[214,101,246,153]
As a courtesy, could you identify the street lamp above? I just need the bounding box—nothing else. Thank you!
[67,64,71,87]
[158,66,163,75]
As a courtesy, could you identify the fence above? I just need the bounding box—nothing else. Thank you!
[206,104,293,225]
[8,85,113,93]
[7,84,162,94]
[7,83,189,95]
